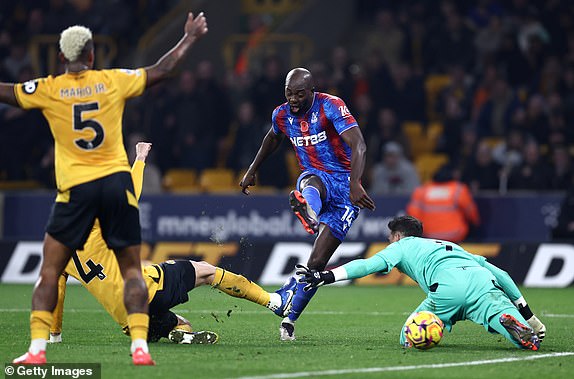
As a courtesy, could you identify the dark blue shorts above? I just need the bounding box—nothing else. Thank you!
[297,169,360,241]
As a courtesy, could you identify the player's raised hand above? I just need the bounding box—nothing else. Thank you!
[135,142,152,162]
[350,182,376,210]
[239,170,256,195]
[295,264,335,291]
[184,12,208,39]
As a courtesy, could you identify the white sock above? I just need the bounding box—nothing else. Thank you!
[29,338,47,355]
[282,317,294,325]
[130,339,149,354]
[267,293,281,309]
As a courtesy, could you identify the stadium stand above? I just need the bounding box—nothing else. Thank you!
[162,169,200,193]
[198,168,236,193]
[1,1,573,194]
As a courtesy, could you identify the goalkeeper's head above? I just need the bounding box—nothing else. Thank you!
[388,215,423,242]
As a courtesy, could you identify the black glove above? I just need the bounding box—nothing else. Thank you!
[295,264,335,291]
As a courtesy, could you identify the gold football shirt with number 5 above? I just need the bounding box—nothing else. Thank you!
[14,68,147,191]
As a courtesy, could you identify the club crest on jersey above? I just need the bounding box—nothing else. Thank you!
[311,112,318,124]
[22,80,38,94]
[300,121,309,132]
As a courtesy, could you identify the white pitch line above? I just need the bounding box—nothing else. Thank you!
[542,313,574,318]
[232,352,574,379]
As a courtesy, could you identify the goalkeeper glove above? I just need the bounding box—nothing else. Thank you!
[526,315,546,340]
[295,264,335,291]
[516,300,546,340]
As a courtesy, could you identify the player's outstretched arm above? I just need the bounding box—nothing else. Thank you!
[340,127,375,210]
[296,253,389,291]
[240,128,283,194]
[144,12,208,87]
[0,83,18,107]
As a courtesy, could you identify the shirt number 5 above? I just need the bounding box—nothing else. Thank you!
[73,102,104,150]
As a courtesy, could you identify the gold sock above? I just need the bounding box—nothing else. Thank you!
[212,268,270,306]
[127,313,149,341]
[50,275,67,334]
[30,310,53,340]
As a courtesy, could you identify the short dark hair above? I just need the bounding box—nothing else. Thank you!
[388,215,423,237]
[78,39,93,62]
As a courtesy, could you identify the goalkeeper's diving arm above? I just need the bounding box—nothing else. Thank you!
[296,253,390,289]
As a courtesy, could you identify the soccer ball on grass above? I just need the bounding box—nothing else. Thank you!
[404,311,444,350]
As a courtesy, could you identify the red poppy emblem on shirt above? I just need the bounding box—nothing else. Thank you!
[300,121,309,132]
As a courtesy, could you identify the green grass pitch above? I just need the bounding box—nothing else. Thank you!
[0,284,573,378]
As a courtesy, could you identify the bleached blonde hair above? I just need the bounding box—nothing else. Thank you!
[59,25,93,62]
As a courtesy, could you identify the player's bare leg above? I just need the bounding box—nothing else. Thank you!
[195,261,293,316]
[13,234,72,364]
[281,225,341,341]
[115,245,154,365]
[164,260,292,344]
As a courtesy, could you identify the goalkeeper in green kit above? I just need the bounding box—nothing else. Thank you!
[297,216,546,350]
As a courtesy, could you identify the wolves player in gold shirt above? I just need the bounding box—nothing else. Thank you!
[0,12,208,365]
[50,143,294,344]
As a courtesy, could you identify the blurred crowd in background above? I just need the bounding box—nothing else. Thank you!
[1,0,574,195]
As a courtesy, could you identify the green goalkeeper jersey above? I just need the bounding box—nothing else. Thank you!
[343,237,486,293]
[338,235,529,346]
[341,237,523,301]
